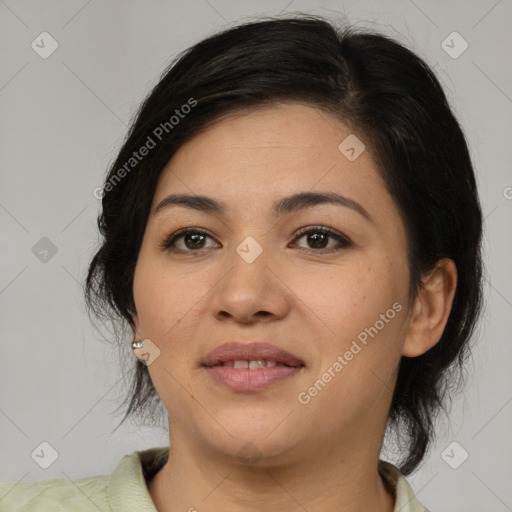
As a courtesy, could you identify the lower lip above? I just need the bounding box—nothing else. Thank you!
[203,365,303,392]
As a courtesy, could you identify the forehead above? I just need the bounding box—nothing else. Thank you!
[151,103,392,222]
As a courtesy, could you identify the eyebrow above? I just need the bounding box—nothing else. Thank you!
[153,191,374,224]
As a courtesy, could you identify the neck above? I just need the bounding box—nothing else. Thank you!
[147,427,395,512]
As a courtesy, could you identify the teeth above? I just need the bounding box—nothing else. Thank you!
[224,360,279,369]
[248,360,265,369]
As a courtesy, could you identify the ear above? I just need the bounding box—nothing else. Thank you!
[402,258,458,357]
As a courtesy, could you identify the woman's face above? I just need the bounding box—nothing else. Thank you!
[132,103,414,463]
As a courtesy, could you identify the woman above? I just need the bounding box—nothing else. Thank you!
[0,14,483,512]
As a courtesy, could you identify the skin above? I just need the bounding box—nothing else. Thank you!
[131,102,457,512]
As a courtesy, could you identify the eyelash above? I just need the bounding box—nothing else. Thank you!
[160,226,352,254]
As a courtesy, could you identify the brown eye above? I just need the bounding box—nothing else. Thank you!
[304,231,329,249]
[161,228,219,253]
[292,226,352,252]
[182,233,208,250]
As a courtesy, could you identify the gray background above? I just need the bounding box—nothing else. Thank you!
[1,1,511,510]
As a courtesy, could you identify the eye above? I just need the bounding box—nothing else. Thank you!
[160,228,219,253]
[161,225,352,254]
[291,226,352,252]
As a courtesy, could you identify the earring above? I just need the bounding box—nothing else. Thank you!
[131,339,144,350]
[131,339,147,364]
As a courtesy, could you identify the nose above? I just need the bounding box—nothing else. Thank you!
[209,241,291,324]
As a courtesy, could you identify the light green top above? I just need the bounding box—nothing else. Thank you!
[0,447,429,511]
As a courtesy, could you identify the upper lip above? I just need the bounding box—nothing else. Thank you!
[201,342,304,367]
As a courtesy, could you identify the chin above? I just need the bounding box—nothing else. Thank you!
[200,418,303,465]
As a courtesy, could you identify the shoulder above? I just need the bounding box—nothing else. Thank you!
[378,460,432,512]
[0,473,110,512]
[0,446,169,512]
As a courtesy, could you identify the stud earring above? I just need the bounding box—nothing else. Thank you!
[131,339,144,350]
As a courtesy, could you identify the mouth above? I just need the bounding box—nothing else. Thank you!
[211,359,299,369]
[201,341,304,367]
[201,342,305,392]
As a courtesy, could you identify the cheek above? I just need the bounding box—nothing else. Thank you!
[293,256,407,389]
[293,257,402,339]
[132,251,203,344]
[296,267,406,429]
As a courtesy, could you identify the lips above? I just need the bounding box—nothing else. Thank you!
[201,342,305,392]
[201,342,304,368]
